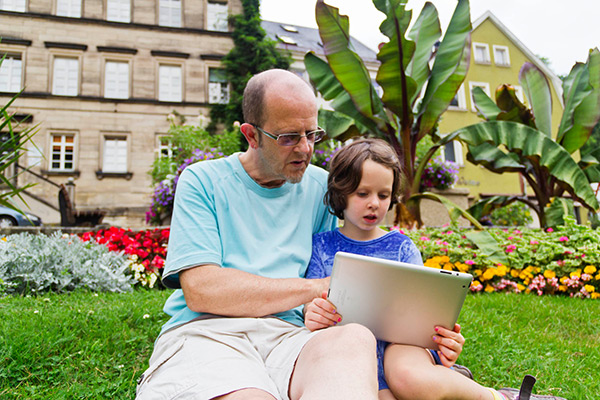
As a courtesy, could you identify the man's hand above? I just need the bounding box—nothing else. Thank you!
[432,323,465,368]
[304,291,342,331]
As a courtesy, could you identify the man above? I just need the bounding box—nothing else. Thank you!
[136,69,379,400]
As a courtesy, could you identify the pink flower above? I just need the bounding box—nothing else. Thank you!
[507,236,514,240]
[547,227,554,233]
[420,236,430,241]
[513,229,521,234]
[530,240,539,245]
[506,244,517,253]
[559,236,569,242]
[465,260,475,265]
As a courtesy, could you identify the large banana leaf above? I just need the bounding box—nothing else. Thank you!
[557,48,600,153]
[472,87,500,120]
[519,63,553,137]
[580,147,600,183]
[465,142,524,172]
[416,0,471,139]
[545,197,575,227]
[457,120,599,210]
[406,2,441,105]
[467,195,521,220]
[305,52,382,134]
[315,0,385,122]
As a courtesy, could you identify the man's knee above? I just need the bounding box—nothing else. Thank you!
[310,323,377,355]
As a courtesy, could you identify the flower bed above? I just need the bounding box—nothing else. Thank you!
[400,217,600,299]
[80,227,169,289]
[76,217,599,299]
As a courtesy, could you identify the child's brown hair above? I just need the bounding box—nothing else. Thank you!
[325,138,402,219]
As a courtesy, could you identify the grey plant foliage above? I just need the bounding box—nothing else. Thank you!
[0,232,134,295]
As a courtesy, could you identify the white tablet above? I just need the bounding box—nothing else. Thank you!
[327,251,473,349]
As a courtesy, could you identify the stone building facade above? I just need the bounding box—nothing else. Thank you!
[0,0,241,227]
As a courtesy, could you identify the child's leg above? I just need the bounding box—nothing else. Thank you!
[383,344,495,400]
[378,389,397,400]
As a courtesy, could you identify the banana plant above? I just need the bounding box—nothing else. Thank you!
[305,0,472,228]
[457,48,600,227]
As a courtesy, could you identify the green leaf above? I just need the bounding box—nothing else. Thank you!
[304,52,381,134]
[545,197,575,227]
[472,87,500,120]
[406,2,442,104]
[416,0,471,139]
[519,62,553,137]
[456,120,599,211]
[315,0,384,121]
[463,230,509,265]
[467,195,520,220]
[409,191,484,229]
[317,109,362,141]
[557,48,600,153]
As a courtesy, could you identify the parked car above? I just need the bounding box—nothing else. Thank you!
[0,206,42,227]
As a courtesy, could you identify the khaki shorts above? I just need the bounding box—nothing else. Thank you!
[136,317,318,400]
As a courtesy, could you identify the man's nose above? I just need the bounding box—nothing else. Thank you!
[294,135,312,153]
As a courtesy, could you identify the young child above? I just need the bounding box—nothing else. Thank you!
[304,138,562,400]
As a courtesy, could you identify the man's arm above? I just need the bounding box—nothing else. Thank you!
[180,264,329,317]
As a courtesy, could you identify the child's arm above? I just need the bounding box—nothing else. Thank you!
[432,323,465,368]
[303,290,343,332]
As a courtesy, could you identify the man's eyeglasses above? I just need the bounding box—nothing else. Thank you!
[252,124,325,147]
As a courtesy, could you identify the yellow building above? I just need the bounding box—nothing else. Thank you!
[438,11,565,223]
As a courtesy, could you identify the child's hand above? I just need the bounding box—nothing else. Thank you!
[304,290,342,332]
[432,323,465,368]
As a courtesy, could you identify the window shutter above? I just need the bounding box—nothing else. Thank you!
[53,57,79,96]
[107,0,130,22]
[0,55,22,92]
[159,65,182,102]
[105,61,129,99]
[103,138,128,173]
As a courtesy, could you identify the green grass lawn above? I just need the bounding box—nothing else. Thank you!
[1,290,597,399]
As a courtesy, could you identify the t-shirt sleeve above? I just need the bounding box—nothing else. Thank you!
[399,237,424,266]
[306,234,328,279]
[161,166,222,289]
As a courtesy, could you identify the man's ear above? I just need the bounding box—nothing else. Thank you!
[241,123,259,149]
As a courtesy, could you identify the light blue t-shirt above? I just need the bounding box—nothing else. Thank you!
[159,153,337,336]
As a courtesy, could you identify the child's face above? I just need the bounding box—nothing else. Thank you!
[341,159,394,240]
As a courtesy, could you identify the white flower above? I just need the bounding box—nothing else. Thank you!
[143,314,150,319]
[34,310,39,314]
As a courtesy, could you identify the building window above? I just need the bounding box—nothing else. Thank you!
[0,53,22,93]
[157,135,173,159]
[493,45,510,67]
[104,60,129,99]
[159,0,181,27]
[50,133,75,171]
[0,0,26,12]
[442,140,464,167]
[468,81,491,112]
[52,56,79,96]
[208,68,228,104]
[158,64,182,102]
[56,0,82,17]
[448,84,466,111]
[207,1,228,32]
[107,0,130,23]
[473,42,490,65]
[102,136,128,173]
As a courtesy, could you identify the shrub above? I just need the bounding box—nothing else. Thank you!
[311,139,342,170]
[0,233,133,295]
[489,201,533,226]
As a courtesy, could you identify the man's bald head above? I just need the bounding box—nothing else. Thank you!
[242,69,315,127]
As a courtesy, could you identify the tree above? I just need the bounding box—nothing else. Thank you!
[459,48,600,227]
[304,0,472,228]
[208,0,292,130]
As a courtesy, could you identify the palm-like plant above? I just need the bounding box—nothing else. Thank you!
[458,48,600,227]
[0,52,38,211]
[305,0,472,228]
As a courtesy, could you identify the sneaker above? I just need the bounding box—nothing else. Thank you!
[497,375,567,400]
[452,364,474,380]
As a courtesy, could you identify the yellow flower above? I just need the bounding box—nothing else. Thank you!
[471,280,482,288]
[592,292,600,299]
[571,271,581,278]
[560,276,569,284]
[485,284,495,293]
[443,262,454,271]
[517,284,525,291]
[482,268,496,281]
[511,269,520,278]
[496,264,509,277]
[441,255,450,263]
[559,285,567,292]
[534,267,541,273]
[543,270,556,279]
[585,285,595,293]
[584,265,597,274]
[1,237,6,241]
[473,269,482,277]
[456,263,470,273]
[596,274,600,281]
